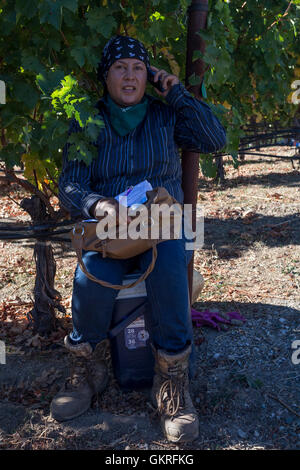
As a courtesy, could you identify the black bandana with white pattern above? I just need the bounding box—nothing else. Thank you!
[97,35,151,84]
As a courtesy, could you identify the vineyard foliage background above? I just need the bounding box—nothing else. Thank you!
[0,0,299,189]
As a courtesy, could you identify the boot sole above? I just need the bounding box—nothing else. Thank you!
[50,400,92,422]
[164,431,199,443]
[162,423,199,443]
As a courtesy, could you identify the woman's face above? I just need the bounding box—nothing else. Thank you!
[106,58,147,107]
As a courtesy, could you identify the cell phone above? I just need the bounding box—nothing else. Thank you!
[147,69,165,93]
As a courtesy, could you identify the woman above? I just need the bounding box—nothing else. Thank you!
[52,35,226,443]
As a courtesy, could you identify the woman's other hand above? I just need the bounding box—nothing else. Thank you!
[92,198,132,225]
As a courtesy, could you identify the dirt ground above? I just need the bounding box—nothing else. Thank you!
[0,146,299,450]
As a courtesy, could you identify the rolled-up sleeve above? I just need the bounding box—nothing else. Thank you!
[165,83,227,153]
[58,120,104,218]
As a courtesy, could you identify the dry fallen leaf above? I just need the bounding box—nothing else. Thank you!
[10,325,24,335]
[26,333,42,348]
[267,192,283,199]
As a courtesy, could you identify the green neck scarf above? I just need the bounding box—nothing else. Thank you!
[106,94,148,137]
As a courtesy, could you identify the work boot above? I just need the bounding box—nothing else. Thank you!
[50,336,110,421]
[151,344,199,443]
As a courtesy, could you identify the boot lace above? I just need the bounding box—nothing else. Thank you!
[65,356,95,393]
[157,371,187,417]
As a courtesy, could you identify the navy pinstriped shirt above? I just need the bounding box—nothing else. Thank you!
[58,83,226,219]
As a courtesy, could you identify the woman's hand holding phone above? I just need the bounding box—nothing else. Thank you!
[148,66,180,98]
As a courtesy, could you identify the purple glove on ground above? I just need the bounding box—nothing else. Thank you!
[191,309,246,331]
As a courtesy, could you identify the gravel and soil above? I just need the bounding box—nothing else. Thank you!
[0,146,299,450]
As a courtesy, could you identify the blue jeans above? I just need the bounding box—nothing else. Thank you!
[69,236,195,377]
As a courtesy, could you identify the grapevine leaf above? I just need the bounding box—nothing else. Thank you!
[188,73,201,86]
[59,0,79,13]
[86,7,117,37]
[21,52,45,75]
[70,47,86,67]
[16,0,38,21]
[199,155,217,178]
[0,143,23,169]
[13,81,39,109]
[36,70,65,96]
[39,0,62,31]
